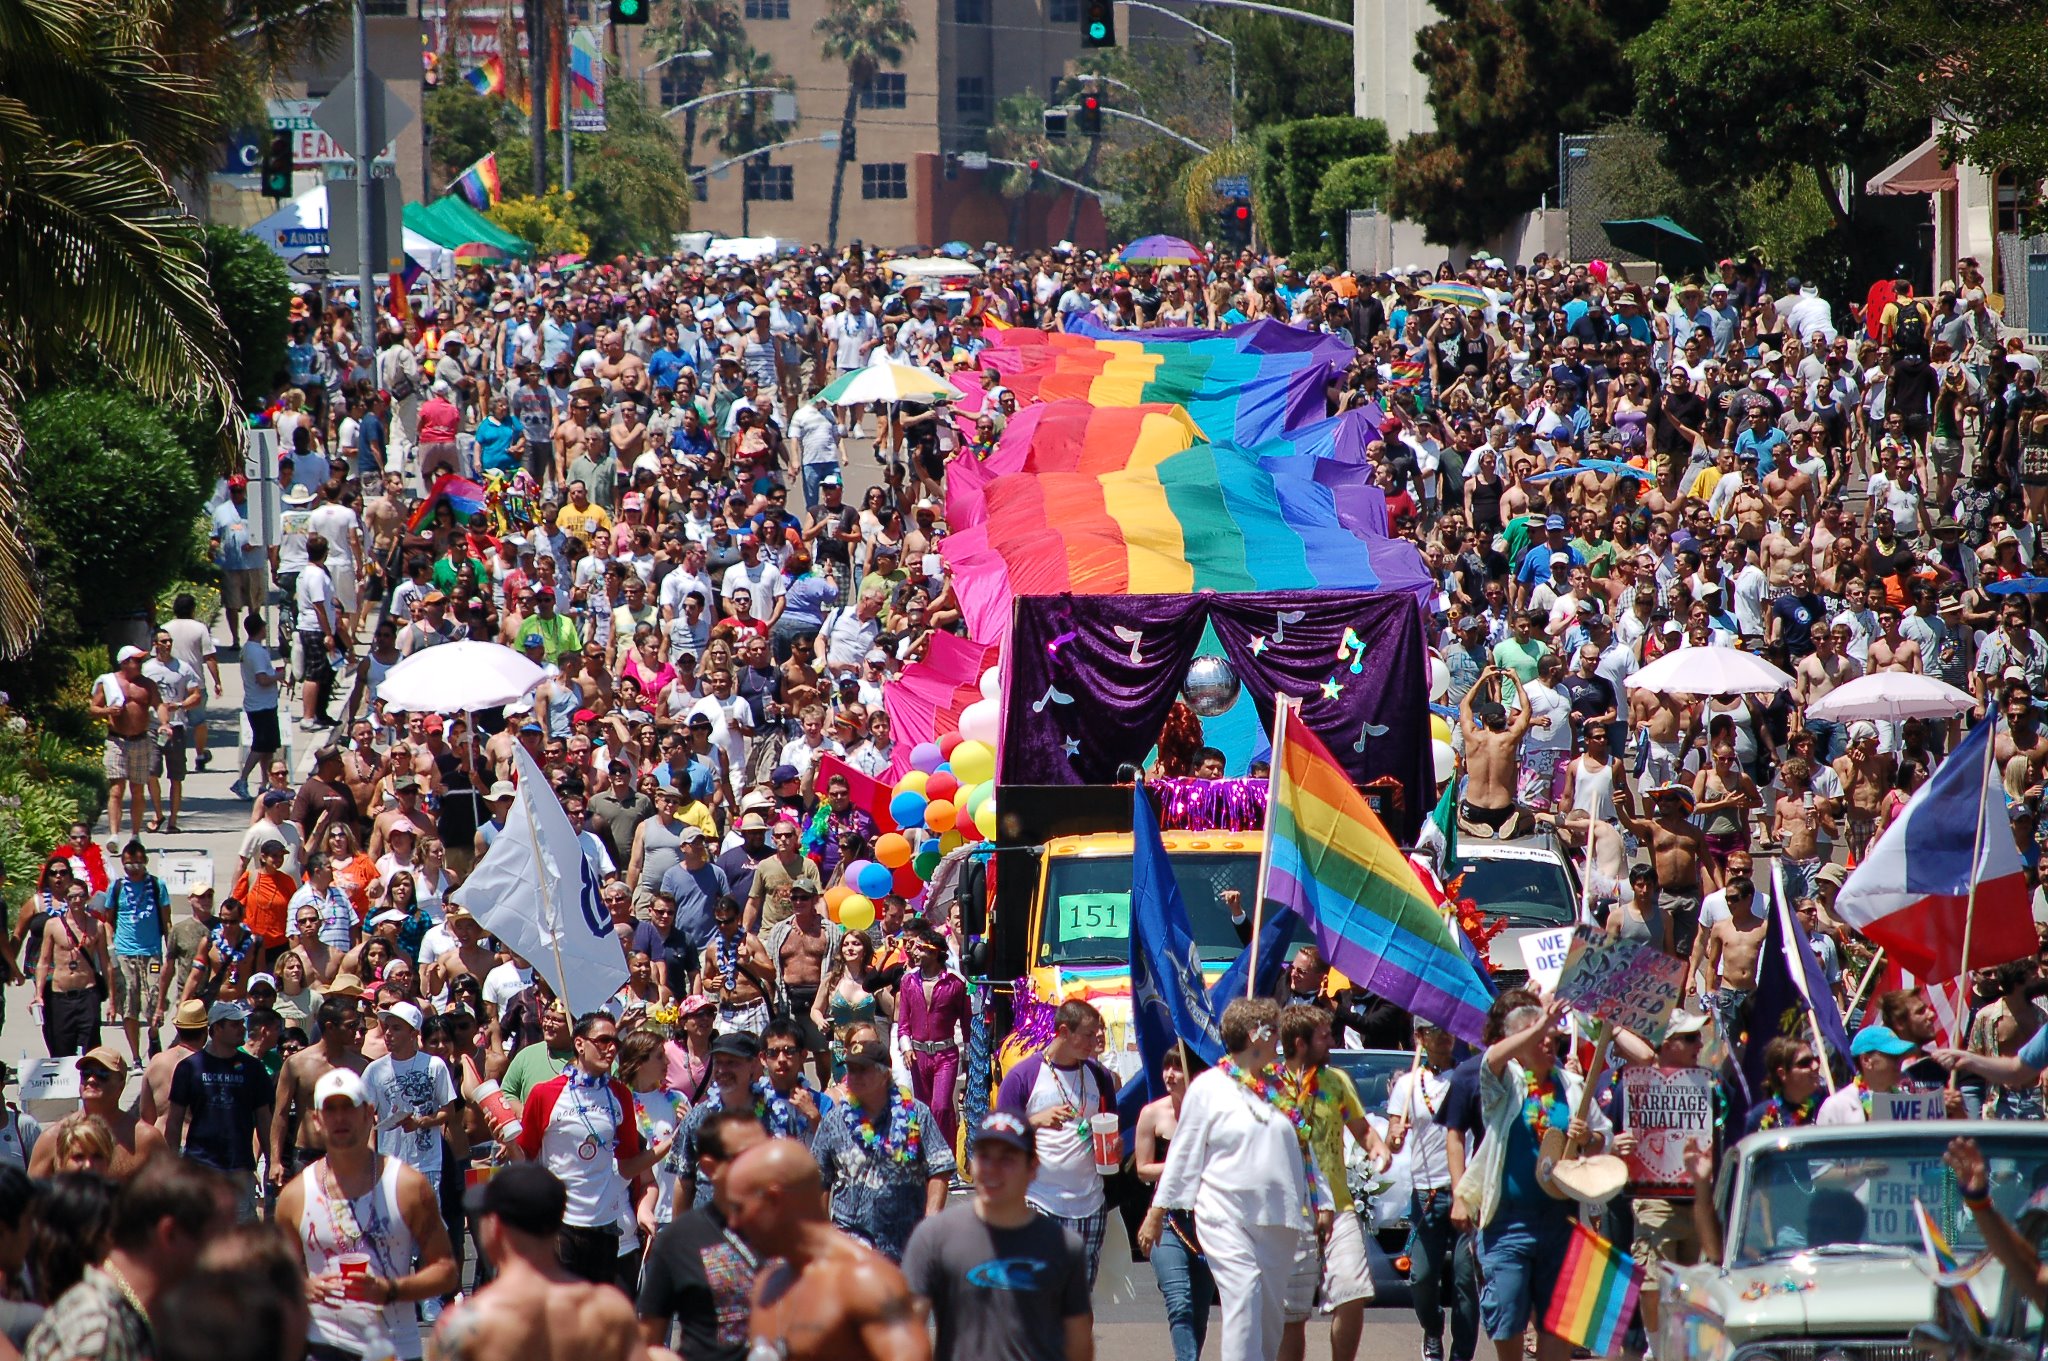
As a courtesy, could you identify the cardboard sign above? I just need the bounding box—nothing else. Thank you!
[1520,927,1577,991]
[17,1056,79,1103]
[1872,1089,1948,1123]
[1553,924,1689,1042]
[1619,1065,1716,1194]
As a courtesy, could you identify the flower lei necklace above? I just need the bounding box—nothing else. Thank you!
[711,1077,803,1137]
[846,1096,923,1168]
[1218,1058,1310,1143]
[211,925,254,968]
[1756,1092,1819,1131]
[1521,1070,1568,1141]
[716,929,744,990]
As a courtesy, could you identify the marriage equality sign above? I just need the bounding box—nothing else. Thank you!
[1618,1065,1716,1195]
[1553,925,1689,1042]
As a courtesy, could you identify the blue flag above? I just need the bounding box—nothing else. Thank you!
[1128,783,1225,1106]
[1209,904,1298,1014]
[1740,862,1853,1103]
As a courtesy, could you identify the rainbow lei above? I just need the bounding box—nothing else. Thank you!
[1219,1057,1323,1212]
[845,1097,923,1168]
[1521,1070,1568,1142]
[1754,1092,1818,1131]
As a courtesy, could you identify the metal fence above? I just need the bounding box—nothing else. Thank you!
[1558,132,1650,265]
[1996,231,2048,347]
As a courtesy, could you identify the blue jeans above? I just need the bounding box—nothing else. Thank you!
[1410,1191,1476,1359]
[1478,1214,1574,1340]
[802,461,838,510]
[1802,717,1842,763]
[1454,1229,1482,1361]
[1150,1219,1214,1361]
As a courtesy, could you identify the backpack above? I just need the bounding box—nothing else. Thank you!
[1892,300,1930,357]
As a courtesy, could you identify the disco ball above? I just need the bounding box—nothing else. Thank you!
[1181,655,1241,717]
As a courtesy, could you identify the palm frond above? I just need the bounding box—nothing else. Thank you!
[0,370,38,659]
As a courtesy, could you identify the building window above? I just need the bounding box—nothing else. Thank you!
[744,0,789,17]
[744,162,793,201]
[955,76,988,123]
[861,162,907,199]
[954,0,987,22]
[859,72,906,108]
[566,0,591,19]
[363,0,409,15]
[659,71,695,109]
[1047,0,1080,21]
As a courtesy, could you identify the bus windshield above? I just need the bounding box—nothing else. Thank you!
[1037,852,1308,965]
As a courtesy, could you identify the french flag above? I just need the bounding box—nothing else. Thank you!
[1834,718,2037,980]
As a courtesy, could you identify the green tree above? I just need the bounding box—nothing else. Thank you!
[1627,0,1906,229]
[1198,0,1350,127]
[490,190,593,255]
[565,80,692,251]
[423,82,525,191]
[702,48,795,235]
[201,225,294,405]
[647,0,748,180]
[1071,49,1230,242]
[987,92,1083,244]
[814,0,915,250]
[1255,117,1387,257]
[1390,0,1663,246]
[0,0,240,657]
[1307,154,1393,264]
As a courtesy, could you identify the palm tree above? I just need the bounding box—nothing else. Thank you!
[988,91,1081,246]
[649,0,746,191]
[814,0,914,251]
[702,46,793,234]
[0,0,239,657]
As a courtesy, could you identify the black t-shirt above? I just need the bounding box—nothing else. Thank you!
[1887,357,1938,419]
[168,1047,271,1171]
[1770,591,1825,658]
[639,1205,756,1361]
[1654,390,1707,453]
[1437,1052,1487,1149]
[1559,673,1616,725]
[812,506,859,566]
[901,1203,1089,1361]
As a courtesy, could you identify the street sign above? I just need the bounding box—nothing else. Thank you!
[289,253,331,276]
[280,227,329,249]
[312,73,414,162]
[960,151,989,170]
[324,180,406,276]
[1215,175,1251,198]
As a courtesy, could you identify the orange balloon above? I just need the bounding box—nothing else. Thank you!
[875,833,913,869]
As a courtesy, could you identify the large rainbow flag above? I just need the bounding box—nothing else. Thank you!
[1543,1222,1644,1357]
[464,55,506,96]
[1264,700,1493,1043]
[452,153,502,210]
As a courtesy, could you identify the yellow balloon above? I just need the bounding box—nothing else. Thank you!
[974,802,997,840]
[839,895,876,932]
[896,771,930,796]
[949,740,996,787]
[1430,714,1452,746]
[939,830,964,854]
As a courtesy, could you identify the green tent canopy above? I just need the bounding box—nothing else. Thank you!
[402,196,533,258]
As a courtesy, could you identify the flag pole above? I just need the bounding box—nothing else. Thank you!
[1844,946,1886,1019]
[1248,695,1293,999]
[1775,859,1837,1096]
[1948,711,1999,1090]
[515,755,574,1015]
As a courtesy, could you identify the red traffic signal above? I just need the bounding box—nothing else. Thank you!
[1028,158,1041,171]
[1077,92,1102,136]
[1233,205,1250,220]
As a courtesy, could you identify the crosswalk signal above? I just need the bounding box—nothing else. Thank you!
[609,0,648,23]
[1078,92,1102,137]
[1219,196,1252,249]
[1042,108,1068,140]
[261,129,293,199]
[1082,0,1115,46]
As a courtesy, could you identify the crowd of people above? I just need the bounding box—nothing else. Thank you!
[7,230,2048,1361]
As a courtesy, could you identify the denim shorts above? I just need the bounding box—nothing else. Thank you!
[1478,1214,1574,1339]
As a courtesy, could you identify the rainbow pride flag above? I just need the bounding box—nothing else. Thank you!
[1263,700,1492,1043]
[407,474,488,530]
[464,55,506,96]
[1543,1222,1644,1357]
[453,153,502,210]
[1914,1198,1989,1332]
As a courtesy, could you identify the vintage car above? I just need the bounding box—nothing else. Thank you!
[1658,1120,2048,1361]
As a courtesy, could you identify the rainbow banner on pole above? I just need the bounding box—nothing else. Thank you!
[1262,700,1493,1043]
[464,55,506,96]
[1543,1221,1644,1357]
[452,152,502,210]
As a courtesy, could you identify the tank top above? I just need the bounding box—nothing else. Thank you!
[545,679,585,738]
[637,818,684,893]
[365,651,396,706]
[1609,898,1666,948]
[1468,477,1504,532]
[299,1156,423,1360]
[1705,697,1758,765]
[1568,755,1616,825]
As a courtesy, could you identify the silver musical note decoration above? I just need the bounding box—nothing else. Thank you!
[1031,684,1076,713]
[1112,626,1146,664]
[1273,608,1306,643]
[1352,720,1390,753]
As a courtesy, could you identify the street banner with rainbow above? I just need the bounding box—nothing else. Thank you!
[1261,697,1492,1043]
[1543,1221,1644,1357]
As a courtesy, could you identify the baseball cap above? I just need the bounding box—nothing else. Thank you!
[261,789,293,807]
[313,1069,371,1108]
[709,1031,762,1060]
[248,972,278,992]
[677,825,705,845]
[464,1163,568,1236]
[1850,1025,1917,1058]
[227,474,248,491]
[207,1001,248,1026]
[378,1001,424,1031]
[1814,863,1848,887]
[1544,514,1566,530]
[78,1045,127,1077]
[116,645,146,663]
[772,763,801,784]
[820,473,843,487]
[678,993,716,1017]
[1663,1011,1708,1038]
[842,1040,890,1070]
[973,1110,1033,1153]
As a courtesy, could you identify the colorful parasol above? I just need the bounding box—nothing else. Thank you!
[1117,235,1207,266]
[1415,282,1491,311]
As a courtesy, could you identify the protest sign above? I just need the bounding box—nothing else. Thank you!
[1871,1089,1948,1123]
[1554,925,1688,1041]
[1520,927,1576,991]
[1619,1065,1716,1194]
[17,1056,79,1103]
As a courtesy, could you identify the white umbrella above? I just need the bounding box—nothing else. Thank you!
[377,641,546,713]
[1806,672,1977,722]
[1623,646,1794,696]
[817,362,964,407]
[887,256,982,280]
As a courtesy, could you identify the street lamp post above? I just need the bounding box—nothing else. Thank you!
[651,48,715,198]
[1117,0,1236,141]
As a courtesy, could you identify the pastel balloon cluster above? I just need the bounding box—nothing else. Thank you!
[830,715,999,927]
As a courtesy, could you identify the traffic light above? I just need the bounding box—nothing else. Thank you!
[261,128,293,199]
[1219,196,1252,249]
[1077,91,1102,137]
[1027,157,1042,173]
[1042,107,1068,140]
[609,0,648,23]
[843,123,857,158]
[1082,0,1115,46]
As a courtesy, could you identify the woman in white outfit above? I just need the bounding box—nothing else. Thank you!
[1139,997,1331,1361]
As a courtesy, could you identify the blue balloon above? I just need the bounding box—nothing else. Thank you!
[889,791,928,830]
[857,861,895,898]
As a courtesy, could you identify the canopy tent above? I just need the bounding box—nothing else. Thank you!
[402,196,533,258]
[246,188,454,277]
[1865,136,1957,196]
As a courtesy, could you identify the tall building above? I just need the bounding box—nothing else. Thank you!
[1352,0,1433,143]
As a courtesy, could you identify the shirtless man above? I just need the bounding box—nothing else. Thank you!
[1994,684,2048,799]
[422,906,497,998]
[1457,667,1532,839]
[1770,757,1837,902]
[362,472,410,574]
[368,775,433,859]
[439,1164,663,1361]
[89,645,162,842]
[1832,722,1896,861]
[1630,684,1700,789]
[700,895,774,1035]
[270,997,369,1184]
[727,1139,929,1361]
[1806,499,1847,577]
[139,998,210,1128]
[28,1044,166,1178]
[1866,604,1923,675]
[1759,521,1812,594]
[1726,462,1771,545]
[32,887,107,1057]
[183,894,259,1005]
[1793,621,1863,761]
[1699,876,1769,1053]
[1762,444,1817,526]
[769,887,833,1080]
[1619,785,1709,960]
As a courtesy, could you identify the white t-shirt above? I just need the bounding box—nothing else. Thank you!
[363,1049,459,1176]
[296,563,335,635]
[240,640,281,713]
[721,560,785,605]
[1387,1066,1453,1190]
[1523,681,1574,753]
[1003,1056,1110,1218]
[307,505,362,573]
[484,961,533,1014]
[164,618,215,684]
[1816,1083,1871,1125]
[142,657,199,730]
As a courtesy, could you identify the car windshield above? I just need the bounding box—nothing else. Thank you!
[1326,1050,1414,1113]
[1453,854,1577,927]
[1732,1133,2048,1266]
[1038,852,1307,964]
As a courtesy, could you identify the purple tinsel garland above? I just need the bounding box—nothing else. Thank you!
[1005,974,1058,1053]
[1150,777,1269,831]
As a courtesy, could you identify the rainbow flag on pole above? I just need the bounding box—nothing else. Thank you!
[1261,698,1493,1043]
[464,55,506,96]
[1914,1198,1989,1333]
[1543,1221,1644,1357]
[452,152,502,210]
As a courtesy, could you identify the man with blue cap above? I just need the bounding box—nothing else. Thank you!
[1818,1026,1957,1124]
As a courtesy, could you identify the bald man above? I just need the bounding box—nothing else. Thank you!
[725,1138,930,1361]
